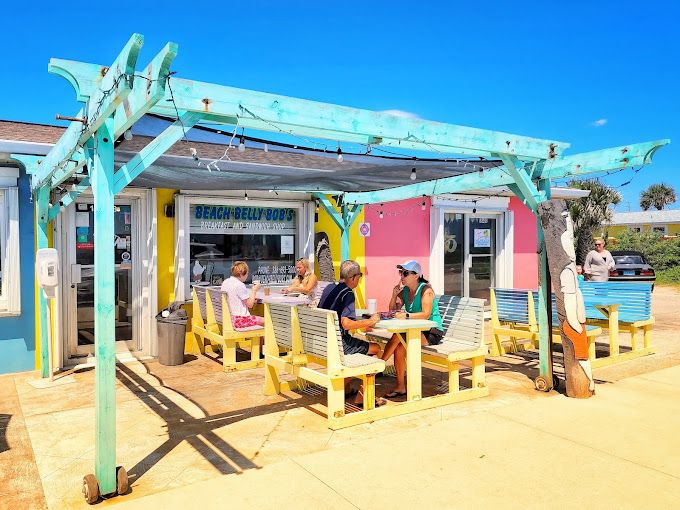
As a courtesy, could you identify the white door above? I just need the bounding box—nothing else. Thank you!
[442,212,499,301]
[65,198,141,358]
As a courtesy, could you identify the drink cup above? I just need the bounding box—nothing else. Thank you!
[264,287,271,296]
[367,299,377,314]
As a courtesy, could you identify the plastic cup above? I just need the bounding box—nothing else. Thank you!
[367,299,377,314]
[264,287,271,296]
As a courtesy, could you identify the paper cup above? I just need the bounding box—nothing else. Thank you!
[367,299,378,314]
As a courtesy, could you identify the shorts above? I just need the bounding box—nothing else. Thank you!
[423,328,444,346]
[342,333,370,355]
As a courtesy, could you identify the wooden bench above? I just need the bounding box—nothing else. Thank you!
[420,295,489,397]
[580,281,654,366]
[490,288,602,357]
[191,286,265,372]
[366,295,489,398]
[263,303,386,429]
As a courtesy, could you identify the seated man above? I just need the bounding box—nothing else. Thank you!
[318,259,382,407]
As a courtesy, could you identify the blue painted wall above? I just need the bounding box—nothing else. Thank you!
[0,166,36,374]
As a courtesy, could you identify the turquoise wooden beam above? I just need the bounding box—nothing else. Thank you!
[48,177,90,221]
[47,57,570,161]
[35,186,50,378]
[88,120,117,496]
[35,34,143,189]
[500,155,541,213]
[343,139,669,205]
[535,179,553,386]
[314,194,344,231]
[112,111,203,194]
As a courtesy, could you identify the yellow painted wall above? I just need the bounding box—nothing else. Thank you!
[610,223,680,238]
[314,198,366,307]
[157,189,178,310]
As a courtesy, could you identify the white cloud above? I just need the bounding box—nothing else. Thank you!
[380,109,421,119]
[592,118,608,127]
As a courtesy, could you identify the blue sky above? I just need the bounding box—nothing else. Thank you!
[2,1,678,211]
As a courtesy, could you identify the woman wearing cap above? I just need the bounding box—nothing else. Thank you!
[381,260,443,398]
[282,258,318,295]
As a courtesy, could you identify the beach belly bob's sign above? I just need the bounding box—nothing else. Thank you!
[190,205,296,235]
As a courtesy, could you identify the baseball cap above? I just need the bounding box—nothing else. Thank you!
[396,260,422,274]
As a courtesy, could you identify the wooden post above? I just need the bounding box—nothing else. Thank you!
[340,202,350,262]
[35,186,50,378]
[538,199,594,398]
[535,179,554,390]
[89,118,118,494]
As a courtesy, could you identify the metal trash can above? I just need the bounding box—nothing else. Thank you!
[156,304,188,366]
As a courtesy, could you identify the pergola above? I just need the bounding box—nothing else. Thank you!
[12,34,668,500]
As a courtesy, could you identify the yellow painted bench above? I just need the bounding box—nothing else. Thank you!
[263,303,386,430]
[490,288,603,361]
[191,286,264,372]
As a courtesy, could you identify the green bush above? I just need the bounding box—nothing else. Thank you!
[656,266,680,286]
[612,230,680,272]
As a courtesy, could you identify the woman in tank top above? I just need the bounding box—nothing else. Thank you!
[380,260,443,398]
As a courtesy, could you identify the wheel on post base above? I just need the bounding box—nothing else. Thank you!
[82,474,99,505]
[552,374,560,390]
[534,375,553,392]
[116,466,129,495]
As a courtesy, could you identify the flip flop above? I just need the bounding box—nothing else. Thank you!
[384,390,407,398]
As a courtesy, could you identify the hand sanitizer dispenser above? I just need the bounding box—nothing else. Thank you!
[35,248,60,299]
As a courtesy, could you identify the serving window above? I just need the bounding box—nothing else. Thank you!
[188,204,298,286]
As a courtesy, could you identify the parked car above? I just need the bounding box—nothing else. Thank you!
[608,250,656,287]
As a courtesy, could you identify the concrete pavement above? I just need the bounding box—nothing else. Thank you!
[116,365,680,510]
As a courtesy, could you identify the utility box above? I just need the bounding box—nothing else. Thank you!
[35,248,60,299]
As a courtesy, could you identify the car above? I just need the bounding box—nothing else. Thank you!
[608,250,656,287]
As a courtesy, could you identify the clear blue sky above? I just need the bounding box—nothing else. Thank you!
[2,1,678,211]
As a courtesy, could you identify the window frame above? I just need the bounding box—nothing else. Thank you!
[0,186,21,316]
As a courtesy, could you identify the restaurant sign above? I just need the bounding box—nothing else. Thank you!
[190,205,296,235]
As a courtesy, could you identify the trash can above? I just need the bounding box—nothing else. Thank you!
[156,303,188,366]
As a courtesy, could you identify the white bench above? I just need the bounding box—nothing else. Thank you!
[263,303,385,429]
[191,286,264,372]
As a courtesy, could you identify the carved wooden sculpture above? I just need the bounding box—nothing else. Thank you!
[538,200,595,398]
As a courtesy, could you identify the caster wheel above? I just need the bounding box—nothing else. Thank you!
[82,474,100,504]
[534,375,552,392]
[116,466,129,495]
[552,374,560,390]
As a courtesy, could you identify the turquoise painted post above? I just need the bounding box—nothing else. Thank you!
[89,119,117,495]
[536,179,553,384]
[35,186,50,378]
[340,203,350,262]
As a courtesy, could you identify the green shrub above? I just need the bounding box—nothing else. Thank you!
[612,230,680,272]
[656,266,680,286]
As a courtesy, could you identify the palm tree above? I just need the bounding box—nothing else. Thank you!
[568,179,622,265]
[640,183,677,210]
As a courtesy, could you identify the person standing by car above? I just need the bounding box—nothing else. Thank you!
[584,238,615,282]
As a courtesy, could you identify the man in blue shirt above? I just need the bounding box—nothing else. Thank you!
[318,260,381,356]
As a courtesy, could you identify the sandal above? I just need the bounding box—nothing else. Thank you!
[384,390,407,398]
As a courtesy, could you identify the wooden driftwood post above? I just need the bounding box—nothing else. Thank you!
[538,200,595,398]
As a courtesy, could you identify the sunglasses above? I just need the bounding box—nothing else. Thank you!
[399,270,417,277]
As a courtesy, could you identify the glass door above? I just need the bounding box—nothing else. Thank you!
[467,216,496,301]
[443,213,465,296]
[68,199,139,357]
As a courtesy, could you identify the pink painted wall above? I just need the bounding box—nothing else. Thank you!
[363,198,431,310]
[510,196,539,289]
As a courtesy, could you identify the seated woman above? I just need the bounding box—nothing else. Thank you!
[220,261,265,329]
[281,257,318,296]
[381,260,443,398]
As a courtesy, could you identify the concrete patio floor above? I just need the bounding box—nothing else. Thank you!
[2,286,679,509]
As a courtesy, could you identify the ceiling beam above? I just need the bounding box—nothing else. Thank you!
[342,139,669,205]
[48,58,570,161]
